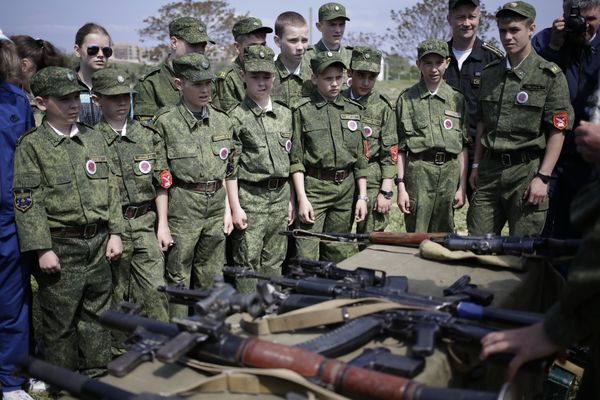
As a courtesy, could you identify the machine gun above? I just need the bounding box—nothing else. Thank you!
[100,305,510,400]
[281,230,580,257]
[15,356,182,400]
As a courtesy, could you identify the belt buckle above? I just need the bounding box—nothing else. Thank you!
[204,180,217,195]
[434,152,446,165]
[124,206,138,220]
[83,223,98,239]
[334,170,346,184]
[501,153,512,166]
[267,178,279,190]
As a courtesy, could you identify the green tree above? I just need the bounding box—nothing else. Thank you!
[386,0,497,59]
[138,0,246,64]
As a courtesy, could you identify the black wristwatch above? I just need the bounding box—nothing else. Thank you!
[379,189,393,199]
[394,177,404,185]
[535,172,551,184]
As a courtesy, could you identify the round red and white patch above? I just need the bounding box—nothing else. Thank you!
[516,91,528,104]
[347,77,353,87]
[364,126,373,137]
[347,120,358,131]
[139,160,152,174]
[86,160,97,175]
[285,139,292,153]
[219,147,229,160]
[443,119,453,130]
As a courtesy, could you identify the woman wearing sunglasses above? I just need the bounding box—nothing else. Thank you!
[74,22,112,125]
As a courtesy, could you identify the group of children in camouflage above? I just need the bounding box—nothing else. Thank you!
[11,0,573,379]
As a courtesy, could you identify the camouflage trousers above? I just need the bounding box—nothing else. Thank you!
[295,173,357,262]
[356,162,389,234]
[467,153,547,235]
[35,230,112,376]
[404,158,459,233]
[165,186,226,318]
[231,181,290,293]
[110,210,168,322]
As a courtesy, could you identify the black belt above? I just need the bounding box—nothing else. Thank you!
[487,148,541,166]
[239,178,288,190]
[305,166,351,184]
[122,201,152,220]
[174,179,223,195]
[408,150,457,165]
[50,221,107,239]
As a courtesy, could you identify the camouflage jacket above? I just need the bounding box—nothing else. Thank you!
[214,58,245,112]
[134,62,180,120]
[304,40,353,90]
[271,56,312,109]
[96,119,170,206]
[342,88,398,179]
[397,80,469,155]
[152,102,234,183]
[478,51,574,151]
[290,90,368,178]
[13,121,123,252]
[227,97,292,182]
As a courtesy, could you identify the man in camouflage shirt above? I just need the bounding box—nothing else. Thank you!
[13,67,123,376]
[152,53,234,318]
[226,45,293,293]
[92,69,171,323]
[214,17,272,111]
[134,17,214,121]
[343,46,397,235]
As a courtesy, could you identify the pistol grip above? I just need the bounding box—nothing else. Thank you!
[156,331,208,363]
[108,348,149,377]
[411,321,439,357]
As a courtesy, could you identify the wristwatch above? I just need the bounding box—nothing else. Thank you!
[394,177,404,185]
[535,172,551,184]
[357,194,369,203]
[379,190,393,200]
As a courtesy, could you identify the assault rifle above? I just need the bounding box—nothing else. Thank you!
[16,356,182,400]
[100,306,509,400]
[281,230,581,257]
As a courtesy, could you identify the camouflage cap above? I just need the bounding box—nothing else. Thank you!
[496,1,536,20]
[310,51,346,74]
[448,0,480,10]
[417,39,450,59]
[92,68,137,96]
[30,66,81,98]
[169,17,215,45]
[242,45,276,73]
[232,17,273,39]
[318,2,350,21]
[350,46,382,74]
[173,53,214,82]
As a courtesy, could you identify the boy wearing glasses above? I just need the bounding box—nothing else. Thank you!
[13,67,123,375]
[135,17,214,121]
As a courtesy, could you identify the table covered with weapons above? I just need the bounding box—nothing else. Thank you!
[18,232,587,400]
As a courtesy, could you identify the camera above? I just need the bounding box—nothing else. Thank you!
[565,4,587,35]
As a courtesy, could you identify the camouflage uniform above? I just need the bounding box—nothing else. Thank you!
[214,17,273,112]
[272,56,312,109]
[12,67,123,375]
[227,46,292,292]
[92,69,170,323]
[397,40,469,233]
[134,17,214,120]
[304,3,353,92]
[467,3,574,236]
[290,51,368,262]
[343,47,398,233]
[152,54,233,318]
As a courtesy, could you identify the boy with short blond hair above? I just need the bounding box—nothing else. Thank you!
[343,46,398,234]
[396,39,469,233]
[214,17,272,111]
[272,11,312,108]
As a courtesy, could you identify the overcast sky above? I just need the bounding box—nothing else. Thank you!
[2,0,562,55]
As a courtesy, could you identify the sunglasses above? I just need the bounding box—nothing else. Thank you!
[86,45,113,58]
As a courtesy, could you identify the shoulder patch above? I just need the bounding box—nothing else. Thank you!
[210,102,230,114]
[378,92,395,109]
[16,127,37,146]
[540,62,562,76]
[273,99,291,109]
[483,58,502,70]
[292,97,311,111]
[345,45,354,50]
[77,121,94,130]
[343,97,364,109]
[481,41,504,58]
[138,66,162,82]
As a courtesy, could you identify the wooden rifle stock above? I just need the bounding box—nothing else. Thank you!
[367,232,449,247]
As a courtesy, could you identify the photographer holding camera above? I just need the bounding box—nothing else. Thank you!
[532,0,600,240]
